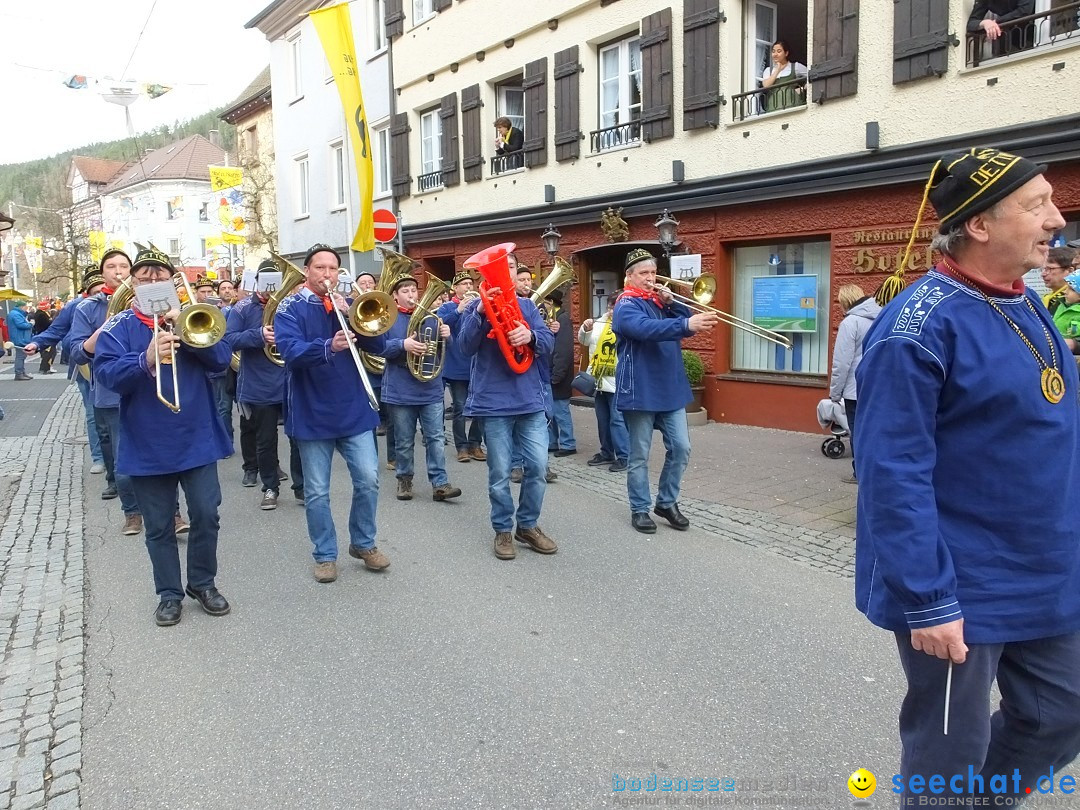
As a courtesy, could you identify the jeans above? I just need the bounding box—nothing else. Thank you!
[248,403,281,491]
[445,379,481,450]
[595,390,628,462]
[130,463,221,601]
[297,432,378,562]
[212,376,233,444]
[391,402,448,485]
[844,398,857,477]
[373,385,396,462]
[13,346,26,376]
[75,374,104,464]
[548,398,576,450]
[623,409,691,514]
[289,436,305,496]
[481,412,548,532]
[96,406,140,517]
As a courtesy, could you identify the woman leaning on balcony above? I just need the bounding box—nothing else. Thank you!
[760,39,807,113]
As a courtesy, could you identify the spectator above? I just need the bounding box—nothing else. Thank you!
[578,298,628,472]
[31,301,56,373]
[829,283,881,485]
[1040,246,1074,314]
[1052,270,1080,345]
[760,39,807,113]
[8,301,34,381]
[967,0,1035,56]
[546,289,576,456]
[494,117,524,170]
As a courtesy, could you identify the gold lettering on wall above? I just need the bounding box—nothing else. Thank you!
[853,246,935,275]
[852,226,936,245]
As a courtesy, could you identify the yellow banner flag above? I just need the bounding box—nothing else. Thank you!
[209,165,247,245]
[310,2,375,253]
[89,231,107,264]
[209,167,243,191]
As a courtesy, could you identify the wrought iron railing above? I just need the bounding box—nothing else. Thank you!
[490,153,524,175]
[730,78,808,122]
[966,1,1080,66]
[417,170,443,193]
[589,121,641,153]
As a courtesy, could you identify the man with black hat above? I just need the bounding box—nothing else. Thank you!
[273,243,391,583]
[613,248,718,534]
[94,246,233,627]
[855,147,1080,800]
[437,271,485,463]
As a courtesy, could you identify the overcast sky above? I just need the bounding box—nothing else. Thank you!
[3,0,272,164]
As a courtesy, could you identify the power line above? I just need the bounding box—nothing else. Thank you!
[120,0,160,82]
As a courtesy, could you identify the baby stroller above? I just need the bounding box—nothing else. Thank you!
[816,398,849,459]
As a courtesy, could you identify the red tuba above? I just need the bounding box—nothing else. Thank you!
[463,242,533,374]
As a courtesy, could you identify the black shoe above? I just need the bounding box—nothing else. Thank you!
[586,453,611,467]
[154,599,182,627]
[184,585,231,616]
[242,470,258,487]
[14,373,33,381]
[261,489,279,510]
[554,448,577,457]
[631,512,657,533]
[654,503,690,530]
[608,459,628,472]
[101,485,118,500]
[294,489,305,505]
[277,467,288,482]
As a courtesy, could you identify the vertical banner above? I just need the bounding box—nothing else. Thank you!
[209,166,247,245]
[310,2,375,253]
[89,230,107,264]
[24,236,43,274]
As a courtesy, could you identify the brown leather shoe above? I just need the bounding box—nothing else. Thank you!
[515,526,558,554]
[122,514,143,536]
[174,513,190,535]
[457,449,470,463]
[494,532,516,560]
[313,561,337,583]
[510,468,523,484]
[396,476,413,500]
[349,545,390,570]
[433,484,461,501]
[469,446,487,461]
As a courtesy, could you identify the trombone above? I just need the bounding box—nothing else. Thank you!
[650,274,793,350]
[323,272,394,411]
[150,274,227,412]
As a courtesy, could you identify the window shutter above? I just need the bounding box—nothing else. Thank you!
[385,0,405,39]
[461,84,483,182]
[893,0,952,84]
[807,0,859,103]
[434,0,451,10]
[439,92,460,187]
[390,112,411,199]
[682,0,724,130]
[640,8,674,142]
[523,57,548,168]
[553,46,582,162]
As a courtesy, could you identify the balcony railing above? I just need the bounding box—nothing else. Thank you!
[589,121,641,153]
[417,170,443,193]
[730,79,808,123]
[490,153,524,175]
[966,1,1080,67]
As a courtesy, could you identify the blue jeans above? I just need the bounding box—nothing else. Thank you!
[446,378,482,450]
[129,463,221,601]
[623,409,690,514]
[96,406,140,517]
[13,346,26,376]
[548,398,576,450]
[76,374,104,464]
[481,412,548,532]
[595,390,628,462]
[297,432,378,562]
[212,376,233,444]
[391,402,448,485]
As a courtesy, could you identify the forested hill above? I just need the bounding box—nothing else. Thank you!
[0,109,236,209]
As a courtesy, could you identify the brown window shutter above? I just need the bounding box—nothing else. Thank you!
[390,112,411,199]
[640,8,674,143]
[439,92,460,187]
[808,0,859,103]
[461,84,483,182]
[682,0,724,130]
[434,0,451,10]
[553,46,582,162]
[893,0,953,84]
[385,0,405,39]
[523,57,548,168]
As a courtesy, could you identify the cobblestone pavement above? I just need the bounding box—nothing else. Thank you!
[0,386,86,810]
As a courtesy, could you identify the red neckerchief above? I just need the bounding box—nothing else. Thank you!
[397,306,414,315]
[102,286,115,297]
[451,296,461,304]
[131,309,157,330]
[938,257,1024,297]
[305,282,334,313]
[619,285,664,308]
[256,292,269,305]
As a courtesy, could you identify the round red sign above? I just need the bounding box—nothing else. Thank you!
[372,208,398,243]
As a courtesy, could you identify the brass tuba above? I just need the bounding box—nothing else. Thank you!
[530,255,576,320]
[406,273,450,381]
[262,255,306,366]
[360,249,417,374]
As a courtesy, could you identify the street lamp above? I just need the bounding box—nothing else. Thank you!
[654,209,680,257]
[541,224,562,258]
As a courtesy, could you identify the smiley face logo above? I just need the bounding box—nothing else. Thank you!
[847,768,876,798]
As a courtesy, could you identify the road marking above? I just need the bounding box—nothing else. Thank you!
[0,398,60,401]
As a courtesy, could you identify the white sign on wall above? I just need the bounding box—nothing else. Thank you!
[669,254,702,281]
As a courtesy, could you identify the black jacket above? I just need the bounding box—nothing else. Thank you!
[966,0,1035,31]
[549,309,575,400]
[496,127,524,155]
[31,309,52,335]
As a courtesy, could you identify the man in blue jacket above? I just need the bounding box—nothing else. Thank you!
[381,275,460,502]
[437,271,485,463]
[856,147,1080,799]
[274,244,390,584]
[8,301,34,381]
[613,248,718,534]
[95,246,233,628]
[459,245,557,560]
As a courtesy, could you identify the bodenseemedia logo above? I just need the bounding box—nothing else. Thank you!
[612,774,736,794]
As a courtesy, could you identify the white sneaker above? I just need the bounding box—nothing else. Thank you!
[90,462,106,475]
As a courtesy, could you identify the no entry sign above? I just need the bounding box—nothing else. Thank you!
[372,208,398,243]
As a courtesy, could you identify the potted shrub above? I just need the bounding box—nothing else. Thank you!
[682,349,706,413]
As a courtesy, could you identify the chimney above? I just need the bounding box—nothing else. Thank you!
[208,130,222,148]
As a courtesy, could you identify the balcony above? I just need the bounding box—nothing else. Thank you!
[490,153,524,176]
[966,2,1080,67]
[730,79,808,123]
[589,121,641,153]
[417,170,443,193]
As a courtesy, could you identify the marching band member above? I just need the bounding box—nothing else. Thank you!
[195,274,235,448]
[437,272,485,463]
[613,248,718,534]
[458,248,557,560]
[194,276,216,304]
[273,244,390,583]
[94,246,232,627]
[356,270,395,466]
[216,279,237,308]
[578,298,628,472]
[381,276,461,502]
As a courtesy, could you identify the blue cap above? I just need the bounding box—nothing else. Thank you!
[1065,271,1080,294]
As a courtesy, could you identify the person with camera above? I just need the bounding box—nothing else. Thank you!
[578,298,628,472]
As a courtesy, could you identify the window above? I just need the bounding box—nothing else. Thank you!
[198,202,209,223]
[166,197,182,220]
[168,239,180,260]
[287,31,303,99]
[596,37,642,150]
[373,0,387,51]
[331,141,346,209]
[731,241,831,375]
[294,153,310,217]
[244,126,258,155]
[496,82,524,133]
[412,0,434,25]
[418,109,443,190]
[734,0,808,119]
[199,238,207,258]
[374,126,391,198]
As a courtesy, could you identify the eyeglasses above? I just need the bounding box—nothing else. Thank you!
[133,267,173,280]
[1045,265,1068,271]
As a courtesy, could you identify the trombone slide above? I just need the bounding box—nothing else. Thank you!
[324,282,380,411]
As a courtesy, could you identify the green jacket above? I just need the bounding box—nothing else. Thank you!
[1053,302,1080,339]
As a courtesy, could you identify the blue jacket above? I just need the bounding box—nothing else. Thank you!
[224,296,284,406]
[458,297,553,417]
[7,308,32,346]
[855,268,1080,644]
[612,295,694,412]
[70,295,122,409]
[29,301,80,380]
[93,310,232,475]
[437,298,473,381]
[380,307,444,405]
[273,287,387,441]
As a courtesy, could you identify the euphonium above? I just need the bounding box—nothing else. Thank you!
[530,255,575,320]
[360,248,417,374]
[262,256,306,366]
[464,242,533,374]
[406,273,450,381]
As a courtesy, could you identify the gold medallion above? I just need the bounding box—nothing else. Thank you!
[1042,367,1065,404]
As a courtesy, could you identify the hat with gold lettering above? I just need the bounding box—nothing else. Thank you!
[624,248,657,272]
[130,245,176,274]
[928,147,1045,234]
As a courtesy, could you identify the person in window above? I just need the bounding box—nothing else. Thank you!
[494,116,524,170]
[760,40,807,113]
[967,0,1035,57]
